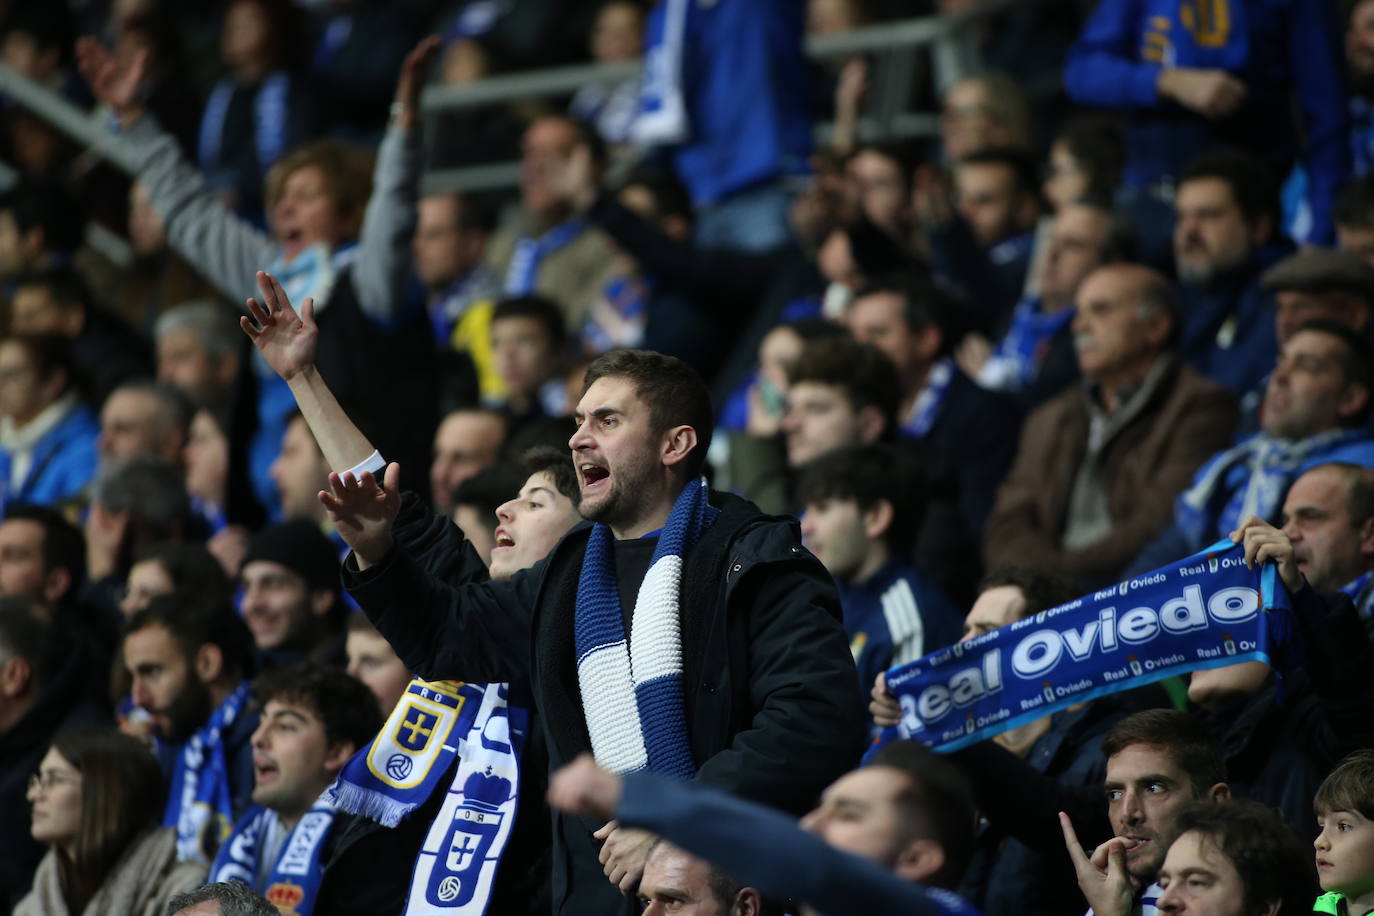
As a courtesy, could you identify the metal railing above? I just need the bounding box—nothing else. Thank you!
[0,0,1020,195]
[420,0,1019,193]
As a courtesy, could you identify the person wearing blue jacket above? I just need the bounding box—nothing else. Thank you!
[547,742,983,916]
[634,0,813,252]
[0,335,99,512]
[796,444,964,735]
[1063,0,1350,244]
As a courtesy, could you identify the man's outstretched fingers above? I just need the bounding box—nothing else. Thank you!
[1059,812,1091,870]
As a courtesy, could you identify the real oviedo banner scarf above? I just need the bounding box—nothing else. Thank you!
[880,540,1295,753]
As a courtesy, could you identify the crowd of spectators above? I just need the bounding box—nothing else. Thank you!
[5,0,1374,913]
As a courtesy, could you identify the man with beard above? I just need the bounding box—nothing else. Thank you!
[1172,152,1291,396]
[122,593,259,864]
[1060,711,1233,916]
[239,271,862,915]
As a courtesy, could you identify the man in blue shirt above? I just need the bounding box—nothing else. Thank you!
[1063,0,1349,244]
[797,443,963,729]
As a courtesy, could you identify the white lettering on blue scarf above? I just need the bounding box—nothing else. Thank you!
[877,540,1294,753]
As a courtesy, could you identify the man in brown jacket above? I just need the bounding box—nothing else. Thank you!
[984,263,1239,587]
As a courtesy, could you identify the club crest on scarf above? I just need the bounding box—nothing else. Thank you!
[333,680,528,916]
[875,540,1295,754]
[373,681,477,791]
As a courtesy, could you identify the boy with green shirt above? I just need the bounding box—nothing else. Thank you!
[1315,751,1374,915]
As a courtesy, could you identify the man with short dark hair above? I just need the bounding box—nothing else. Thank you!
[727,334,898,518]
[638,841,765,916]
[1052,709,1234,916]
[451,464,524,566]
[414,191,500,349]
[242,271,863,915]
[123,593,259,864]
[0,598,110,909]
[489,294,568,423]
[1072,799,1317,916]
[208,663,380,915]
[986,263,1239,587]
[0,504,84,612]
[1171,152,1290,395]
[797,444,962,720]
[931,148,1044,334]
[0,181,83,282]
[10,267,153,405]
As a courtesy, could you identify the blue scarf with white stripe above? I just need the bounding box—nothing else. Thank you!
[209,796,336,916]
[574,477,717,777]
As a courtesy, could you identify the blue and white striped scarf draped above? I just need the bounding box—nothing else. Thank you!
[165,681,250,864]
[1175,428,1364,547]
[632,0,691,147]
[574,477,718,777]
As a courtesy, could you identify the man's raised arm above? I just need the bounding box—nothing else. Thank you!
[242,270,400,566]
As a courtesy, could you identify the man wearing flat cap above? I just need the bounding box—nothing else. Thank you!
[239,519,346,667]
[1228,249,1374,430]
[1262,247,1374,342]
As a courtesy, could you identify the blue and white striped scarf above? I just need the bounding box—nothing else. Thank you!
[1175,428,1370,547]
[165,681,250,864]
[574,477,717,777]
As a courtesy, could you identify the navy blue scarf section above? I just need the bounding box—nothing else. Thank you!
[877,540,1294,753]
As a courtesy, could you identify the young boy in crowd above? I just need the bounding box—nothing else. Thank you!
[1315,750,1374,915]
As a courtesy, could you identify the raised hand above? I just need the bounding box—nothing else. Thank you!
[391,36,442,133]
[1060,812,1137,916]
[75,36,148,126]
[319,463,402,569]
[870,671,902,727]
[241,270,318,382]
[1229,515,1302,593]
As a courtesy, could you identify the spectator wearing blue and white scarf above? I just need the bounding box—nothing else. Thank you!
[1131,320,1374,575]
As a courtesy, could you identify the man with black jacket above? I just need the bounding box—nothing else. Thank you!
[242,271,866,915]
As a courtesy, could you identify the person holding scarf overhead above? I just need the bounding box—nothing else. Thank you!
[75,34,440,504]
[241,271,866,916]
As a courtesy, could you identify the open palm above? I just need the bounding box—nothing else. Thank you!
[241,270,318,381]
[75,37,146,116]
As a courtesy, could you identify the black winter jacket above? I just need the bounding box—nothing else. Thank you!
[344,489,866,915]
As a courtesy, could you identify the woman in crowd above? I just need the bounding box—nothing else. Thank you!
[15,729,205,916]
